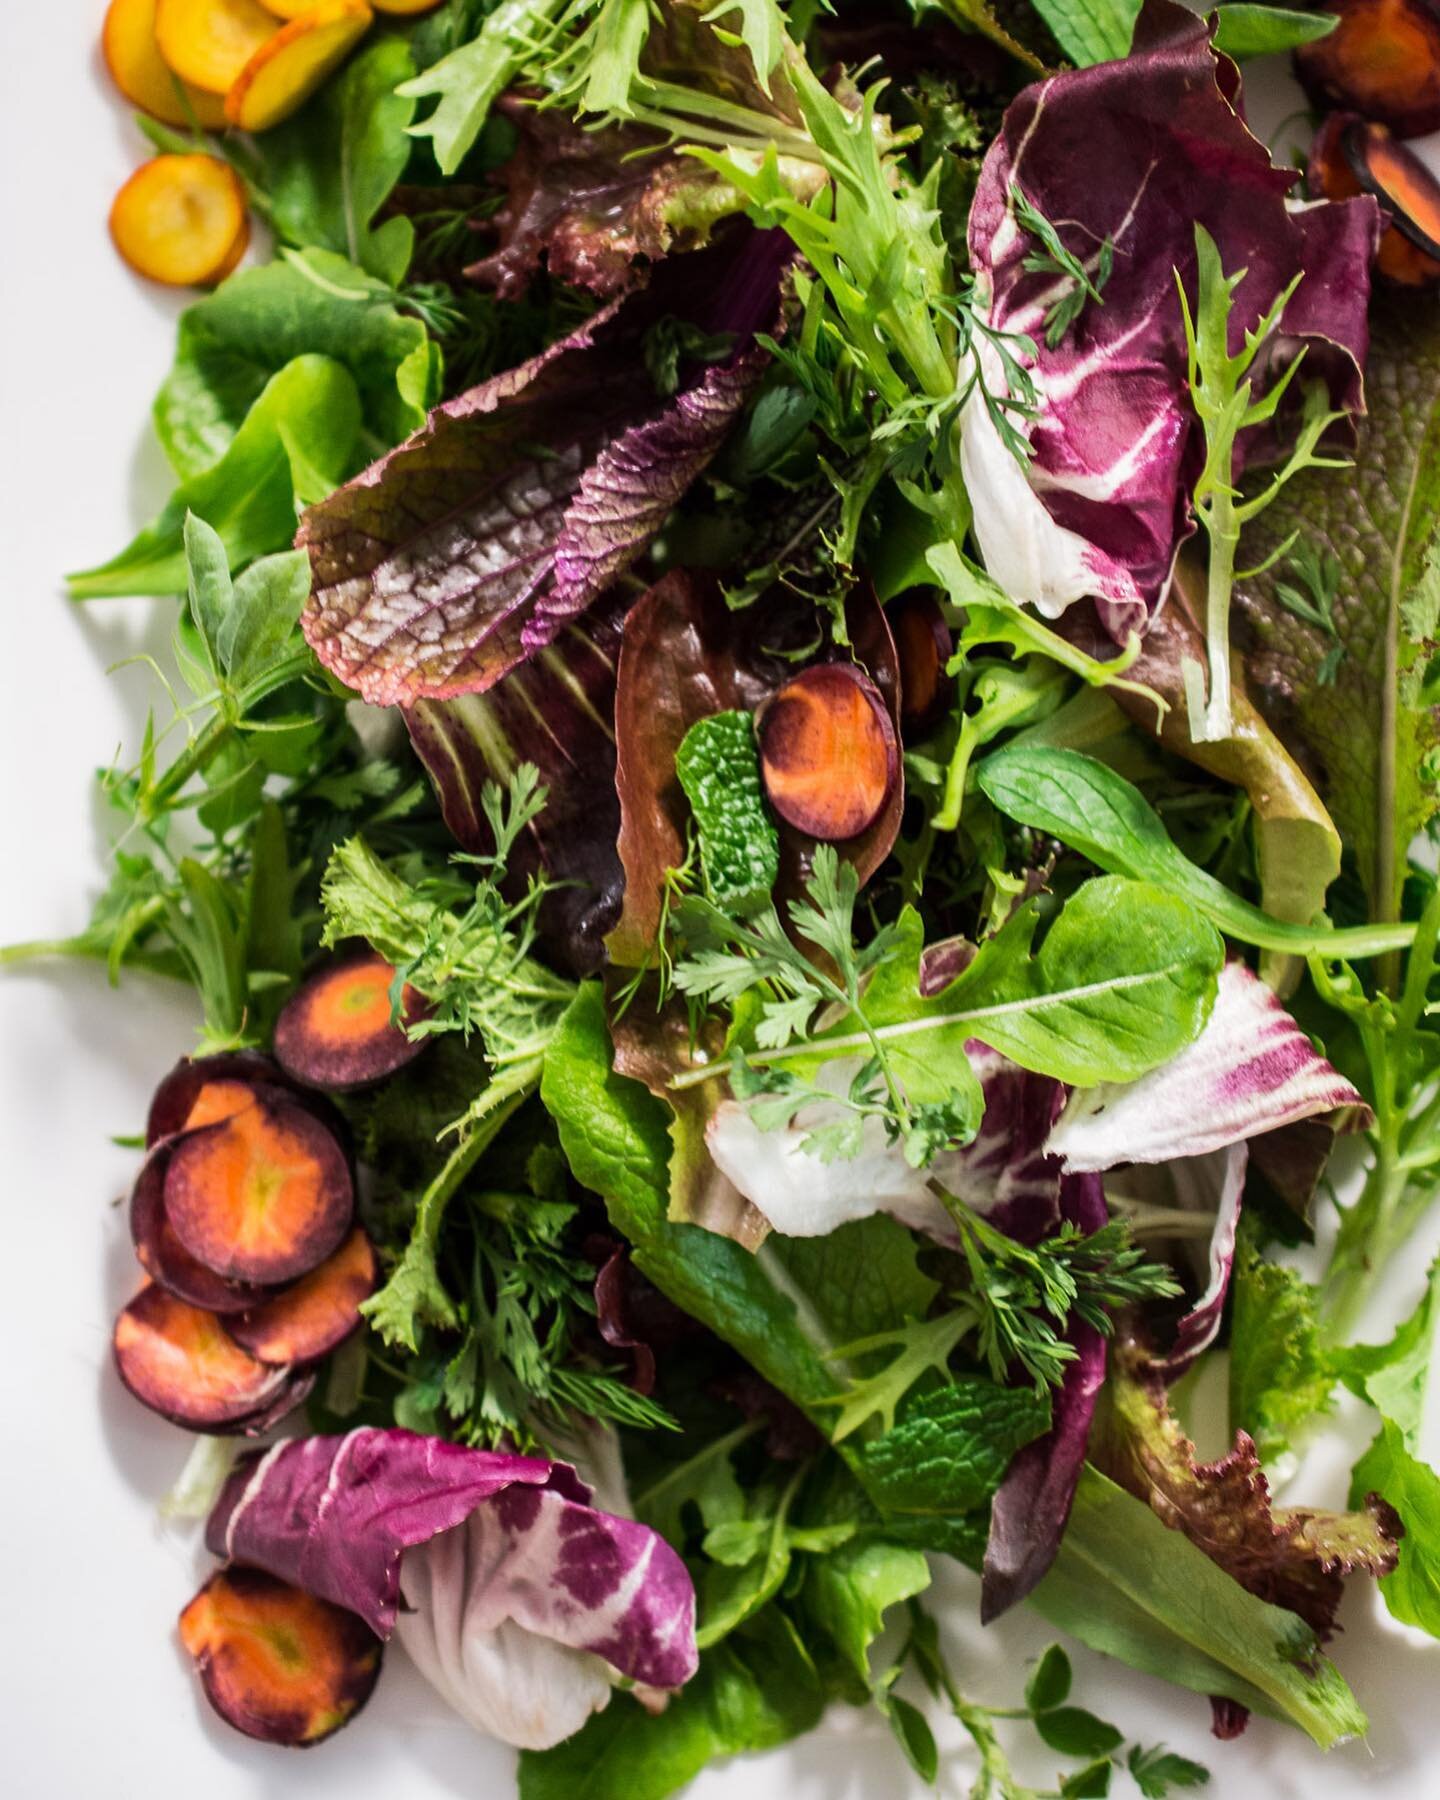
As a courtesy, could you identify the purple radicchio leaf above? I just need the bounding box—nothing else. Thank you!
[1045,961,1369,1170]
[961,0,1379,641]
[980,1172,1108,1621]
[403,594,627,976]
[205,1428,698,1695]
[1143,1142,1247,1383]
[297,228,792,707]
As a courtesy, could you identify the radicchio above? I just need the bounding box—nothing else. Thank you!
[961,0,1378,639]
[298,229,791,707]
[205,1428,697,1749]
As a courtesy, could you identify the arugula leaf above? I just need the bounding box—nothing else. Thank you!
[976,745,1414,959]
[70,356,361,597]
[1228,1226,1334,1462]
[246,36,419,286]
[401,0,568,176]
[1333,1258,1440,1443]
[1025,0,1140,65]
[1210,4,1337,61]
[150,251,437,484]
[1237,290,1440,929]
[517,1611,826,1800]
[1032,1468,1367,1748]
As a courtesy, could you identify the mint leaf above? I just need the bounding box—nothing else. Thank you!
[1238,291,1440,924]
[857,1380,1051,1521]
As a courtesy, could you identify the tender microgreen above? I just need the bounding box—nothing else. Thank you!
[1010,184,1115,351]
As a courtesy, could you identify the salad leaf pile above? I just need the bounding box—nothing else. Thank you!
[27,0,1440,1791]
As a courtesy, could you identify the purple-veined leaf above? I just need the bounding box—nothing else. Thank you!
[961,0,1378,638]
[1045,961,1368,1170]
[298,229,791,707]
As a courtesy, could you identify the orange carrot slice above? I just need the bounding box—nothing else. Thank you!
[371,0,444,12]
[274,952,430,1091]
[114,1284,308,1431]
[225,1227,377,1365]
[1348,119,1440,283]
[226,2,374,133]
[154,0,280,96]
[109,154,250,287]
[103,0,229,127]
[1296,0,1440,139]
[132,1146,273,1315]
[179,1567,382,1746]
[889,593,955,738]
[759,664,899,841]
[163,1089,354,1284]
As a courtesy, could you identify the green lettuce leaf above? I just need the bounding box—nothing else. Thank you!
[1229,1226,1334,1462]
[801,1538,931,1686]
[152,251,437,483]
[1032,1468,1368,1748]
[1351,1422,1440,1634]
[1237,290,1440,929]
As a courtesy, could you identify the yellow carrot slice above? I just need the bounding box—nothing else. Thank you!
[256,0,313,16]
[103,0,230,128]
[372,0,444,13]
[225,1,373,132]
[155,0,279,96]
[109,154,250,287]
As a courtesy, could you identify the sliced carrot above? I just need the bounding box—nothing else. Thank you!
[114,1284,308,1431]
[274,952,430,1092]
[371,0,444,12]
[1296,0,1440,139]
[759,663,899,841]
[1347,119,1440,283]
[179,1567,382,1746]
[109,154,250,287]
[163,1090,354,1285]
[154,0,280,96]
[257,0,314,14]
[132,1146,272,1315]
[225,1227,377,1365]
[889,593,955,738]
[226,2,374,133]
[103,0,230,128]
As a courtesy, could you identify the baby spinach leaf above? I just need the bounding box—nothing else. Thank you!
[71,357,362,598]
[977,745,1413,960]
[249,36,419,286]
[802,1538,931,1686]
[1210,4,1336,61]
[153,251,437,482]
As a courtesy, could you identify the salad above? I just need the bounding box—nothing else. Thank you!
[17,0,1440,1792]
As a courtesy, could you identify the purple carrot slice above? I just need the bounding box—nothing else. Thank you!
[758,663,899,841]
[162,1089,354,1286]
[224,1227,377,1366]
[113,1283,311,1433]
[889,593,956,737]
[131,1144,272,1316]
[1296,0,1440,139]
[178,1566,382,1746]
[273,952,431,1092]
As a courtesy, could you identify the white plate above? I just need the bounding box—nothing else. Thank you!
[4,7,1440,1797]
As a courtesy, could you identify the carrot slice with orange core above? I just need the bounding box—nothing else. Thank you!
[103,0,229,127]
[1311,115,1440,284]
[114,1284,306,1430]
[274,952,430,1091]
[163,1090,354,1285]
[179,1567,382,1746]
[109,154,249,287]
[1296,0,1440,139]
[759,664,899,841]
[225,1227,376,1365]
[154,0,280,95]
[226,2,374,133]
[889,593,955,738]
[132,1148,272,1315]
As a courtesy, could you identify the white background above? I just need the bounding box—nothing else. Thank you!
[5,5,1440,1796]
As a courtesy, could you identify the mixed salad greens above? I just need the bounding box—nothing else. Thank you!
[21,0,1440,1789]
